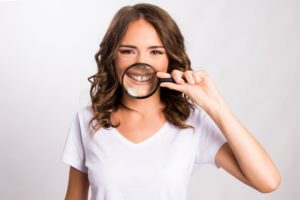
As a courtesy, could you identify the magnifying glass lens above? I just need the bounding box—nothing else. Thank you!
[122,64,159,98]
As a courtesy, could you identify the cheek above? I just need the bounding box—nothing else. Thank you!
[114,56,136,78]
[155,55,169,72]
[113,60,126,83]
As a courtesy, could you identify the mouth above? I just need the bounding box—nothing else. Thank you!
[125,71,155,82]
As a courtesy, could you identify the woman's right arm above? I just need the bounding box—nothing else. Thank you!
[64,166,90,200]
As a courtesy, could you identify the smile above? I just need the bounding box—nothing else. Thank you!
[126,72,155,82]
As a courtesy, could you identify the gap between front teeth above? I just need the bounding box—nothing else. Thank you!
[131,75,152,81]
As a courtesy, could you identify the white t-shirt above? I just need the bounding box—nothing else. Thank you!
[61,105,227,200]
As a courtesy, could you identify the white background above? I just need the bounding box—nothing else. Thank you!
[0,0,299,199]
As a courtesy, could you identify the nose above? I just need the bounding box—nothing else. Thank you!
[136,51,149,64]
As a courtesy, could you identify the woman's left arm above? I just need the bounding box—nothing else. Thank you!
[157,69,281,193]
[206,97,281,193]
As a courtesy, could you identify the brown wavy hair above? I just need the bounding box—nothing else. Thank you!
[87,3,195,135]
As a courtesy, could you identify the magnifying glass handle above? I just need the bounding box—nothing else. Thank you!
[159,77,187,83]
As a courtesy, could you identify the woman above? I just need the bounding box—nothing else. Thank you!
[61,3,280,200]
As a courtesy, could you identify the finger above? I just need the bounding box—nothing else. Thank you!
[156,71,171,78]
[160,82,185,92]
[192,72,202,84]
[184,70,195,84]
[171,70,185,84]
[194,71,217,90]
[194,70,208,79]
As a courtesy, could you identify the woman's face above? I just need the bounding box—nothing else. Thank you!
[114,19,169,85]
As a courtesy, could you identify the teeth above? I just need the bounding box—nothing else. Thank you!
[141,76,150,81]
[130,74,152,82]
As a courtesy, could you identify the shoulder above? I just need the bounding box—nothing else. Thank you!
[76,104,94,120]
[71,104,96,140]
[186,105,206,124]
[186,105,217,131]
[73,104,95,131]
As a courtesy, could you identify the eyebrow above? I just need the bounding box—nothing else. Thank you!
[119,44,165,49]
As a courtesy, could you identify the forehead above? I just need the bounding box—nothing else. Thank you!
[120,19,163,46]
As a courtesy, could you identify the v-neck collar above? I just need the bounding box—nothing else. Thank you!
[111,121,169,148]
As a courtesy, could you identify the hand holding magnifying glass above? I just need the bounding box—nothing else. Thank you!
[157,67,225,110]
[121,62,224,111]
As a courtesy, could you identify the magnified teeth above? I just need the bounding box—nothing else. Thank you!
[129,74,152,82]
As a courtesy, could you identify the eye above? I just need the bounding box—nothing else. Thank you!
[119,49,136,55]
[151,50,163,55]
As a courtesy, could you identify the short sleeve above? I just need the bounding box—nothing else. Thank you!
[194,107,227,169]
[61,112,88,173]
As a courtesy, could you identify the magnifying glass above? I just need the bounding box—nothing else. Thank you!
[121,63,182,99]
